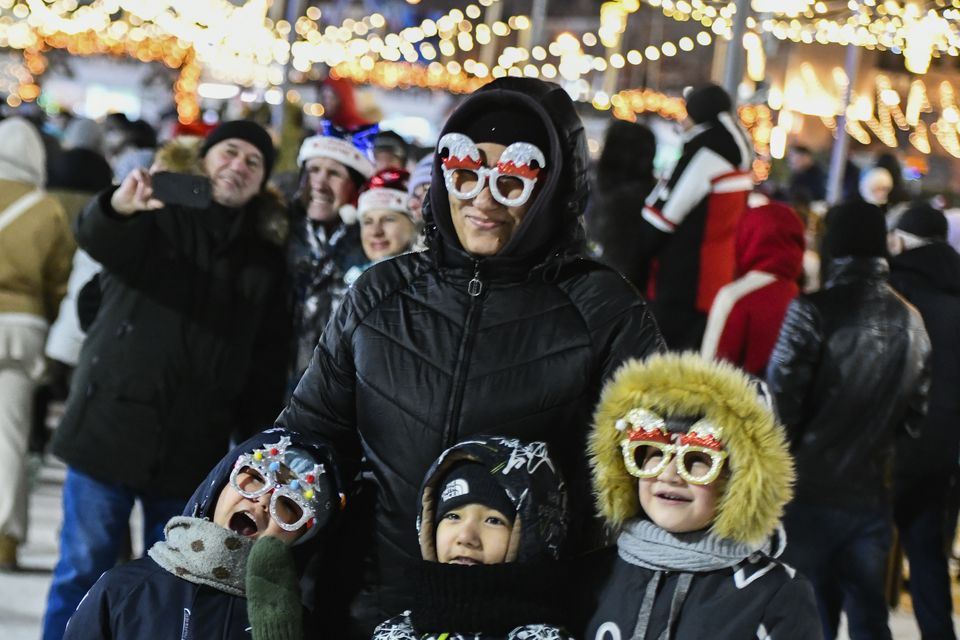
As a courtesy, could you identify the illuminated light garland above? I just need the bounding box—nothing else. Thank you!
[774,71,960,157]
[0,13,199,121]
[641,0,959,71]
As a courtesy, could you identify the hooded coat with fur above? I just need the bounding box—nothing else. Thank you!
[701,199,805,376]
[373,436,573,639]
[52,139,291,499]
[64,428,344,640]
[276,77,664,632]
[580,354,820,640]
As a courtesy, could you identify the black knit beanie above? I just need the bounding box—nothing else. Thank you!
[462,107,550,154]
[897,202,947,241]
[684,84,733,124]
[435,462,515,524]
[824,201,888,258]
[200,120,276,183]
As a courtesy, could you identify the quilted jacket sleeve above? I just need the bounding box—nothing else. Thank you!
[766,297,822,444]
[275,281,364,480]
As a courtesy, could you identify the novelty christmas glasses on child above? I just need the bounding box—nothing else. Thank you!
[229,436,329,531]
[617,408,728,486]
[437,132,546,207]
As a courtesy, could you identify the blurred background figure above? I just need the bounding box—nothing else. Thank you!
[767,200,930,640]
[875,153,910,208]
[584,118,657,290]
[345,168,419,289]
[286,124,372,393]
[406,154,432,223]
[787,145,826,205]
[319,76,371,130]
[110,119,158,183]
[372,129,409,172]
[702,195,805,377]
[635,83,753,349]
[888,203,960,640]
[858,166,894,211]
[0,117,74,570]
[47,119,112,194]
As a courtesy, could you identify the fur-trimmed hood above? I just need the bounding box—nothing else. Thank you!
[589,353,794,545]
[416,436,568,564]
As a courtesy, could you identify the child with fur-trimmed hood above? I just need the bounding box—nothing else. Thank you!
[373,436,574,639]
[581,353,821,640]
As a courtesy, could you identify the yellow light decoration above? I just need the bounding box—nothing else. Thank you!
[909,120,932,154]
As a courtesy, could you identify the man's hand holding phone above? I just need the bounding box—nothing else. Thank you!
[110,169,164,216]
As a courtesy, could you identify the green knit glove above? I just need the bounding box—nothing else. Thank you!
[246,536,303,640]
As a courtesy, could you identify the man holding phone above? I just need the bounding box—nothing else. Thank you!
[43,121,291,640]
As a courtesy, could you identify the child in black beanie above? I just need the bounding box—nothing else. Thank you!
[372,436,574,639]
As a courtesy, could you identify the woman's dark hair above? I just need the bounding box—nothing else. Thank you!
[596,119,656,191]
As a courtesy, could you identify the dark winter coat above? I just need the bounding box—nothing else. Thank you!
[373,437,573,640]
[52,189,290,499]
[585,180,655,290]
[286,212,366,392]
[889,242,960,473]
[580,546,821,640]
[766,256,931,510]
[636,114,754,349]
[276,78,665,629]
[63,428,344,640]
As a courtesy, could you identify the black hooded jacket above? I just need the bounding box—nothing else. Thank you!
[276,78,664,629]
[373,437,574,639]
[889,242,960,472]
[766,257,931,509]
[63,428,344,640]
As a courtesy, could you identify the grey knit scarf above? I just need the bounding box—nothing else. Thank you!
[616,519,770,640]
[148,516,254,597]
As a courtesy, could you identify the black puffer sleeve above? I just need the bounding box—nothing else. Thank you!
[275,281,364,482]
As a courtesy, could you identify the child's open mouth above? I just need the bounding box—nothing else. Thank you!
[448,557,482,566]
[654,491,692,503]
[228,511,259,536]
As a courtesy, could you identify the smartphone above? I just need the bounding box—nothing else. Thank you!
[151,171,212,209]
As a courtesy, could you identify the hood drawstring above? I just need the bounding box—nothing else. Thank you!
[631,572,694,640]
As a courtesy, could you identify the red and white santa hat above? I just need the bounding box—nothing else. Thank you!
[297,133,375,179]
[358,169,414,221]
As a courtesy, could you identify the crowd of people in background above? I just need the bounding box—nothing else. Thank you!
[0,74,958,640]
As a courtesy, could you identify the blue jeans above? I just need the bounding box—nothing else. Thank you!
[42,468,185,640]
[783,502,894,640]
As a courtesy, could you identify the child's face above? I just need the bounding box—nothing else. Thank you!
[637,448,725,534]
[436,503,513,565]
[213,466,306,546]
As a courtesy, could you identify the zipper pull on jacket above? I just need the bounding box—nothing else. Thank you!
[468,261,483,297]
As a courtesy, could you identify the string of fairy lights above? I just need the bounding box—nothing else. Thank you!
[0,0,956,161]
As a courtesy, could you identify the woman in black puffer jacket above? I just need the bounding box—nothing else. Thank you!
[276,77,665,636]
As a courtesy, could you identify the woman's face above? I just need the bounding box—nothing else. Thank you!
[447,142,537,257]
[360,208,417,260]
